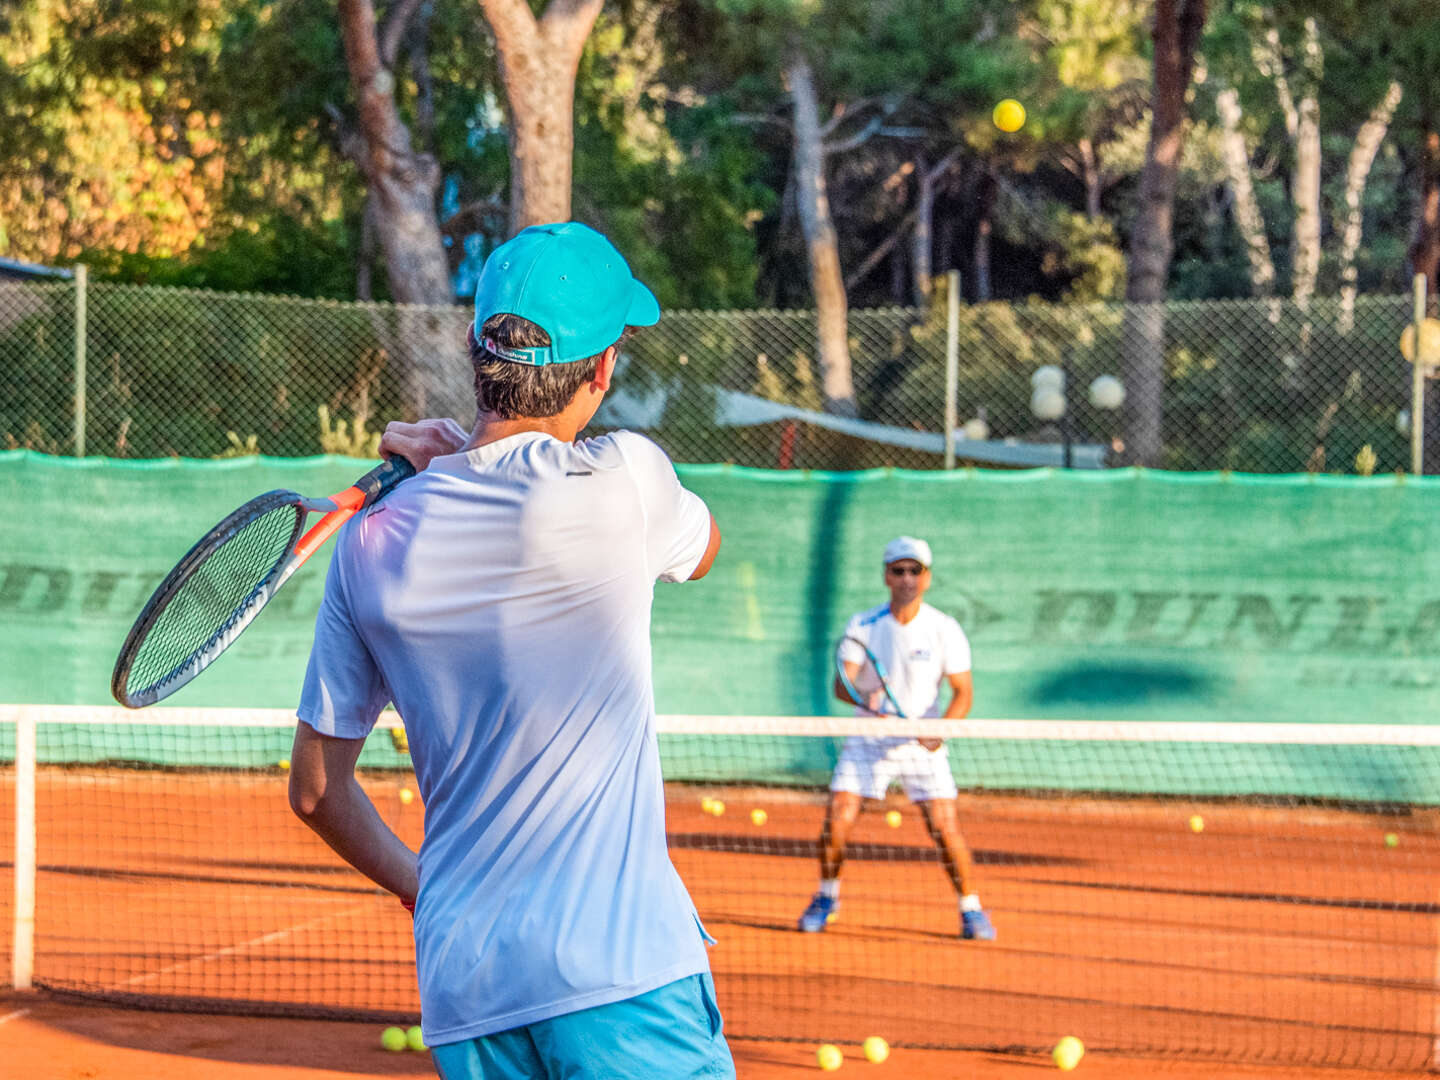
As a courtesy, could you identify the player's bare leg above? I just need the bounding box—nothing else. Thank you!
[819,791,863,879]
[919,797,995,940]
[799,791,862,931]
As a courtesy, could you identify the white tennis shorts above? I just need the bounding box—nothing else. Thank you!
[829,737,958,802]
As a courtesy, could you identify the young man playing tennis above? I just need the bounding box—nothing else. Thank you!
[288,222,732,1079]
[797,536,996,941]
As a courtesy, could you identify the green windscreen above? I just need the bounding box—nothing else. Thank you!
[5,451,1440,796]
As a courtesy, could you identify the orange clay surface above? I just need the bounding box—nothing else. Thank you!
[1,994,1435,1079]
[3,770,1439,1076]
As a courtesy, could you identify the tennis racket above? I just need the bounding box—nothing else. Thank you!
[111,456,415,708]
[835,634,907,718]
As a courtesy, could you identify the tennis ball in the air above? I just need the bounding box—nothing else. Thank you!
[1385,832,1400,848]
[1052,1035,1084,1071]
[885,810,902,829]
[399,788,415,806]
[701,796,717,814]
[277,758,290,771]
[862,1035,890,1063]
[1189,814,1204,833]
[751,808,768,826]
[406,1025,427,1051]
[380,1026,407,1052]
[993,98,1026,132]
[711,800,726,816]
[816,1043,844,1071]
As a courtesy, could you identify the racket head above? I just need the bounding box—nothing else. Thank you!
[111,490,306,708]
[835,633,906,717]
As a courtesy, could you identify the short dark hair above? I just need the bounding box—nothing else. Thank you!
[469,314,607,419]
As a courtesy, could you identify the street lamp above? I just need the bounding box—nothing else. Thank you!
[1029,360,1124,467]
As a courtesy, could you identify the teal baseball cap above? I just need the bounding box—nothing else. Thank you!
[472,222,661,366]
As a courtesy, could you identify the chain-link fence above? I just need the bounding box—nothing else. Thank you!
[2,277,1434,473]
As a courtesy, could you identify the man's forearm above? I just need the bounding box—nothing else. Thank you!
[297,776,419,903]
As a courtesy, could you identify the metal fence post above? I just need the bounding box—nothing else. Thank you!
[943,270,960,470]
[73,264,88,458]
[1412,273,1426,477]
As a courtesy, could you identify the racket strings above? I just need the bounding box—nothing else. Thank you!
[123,502,303,697]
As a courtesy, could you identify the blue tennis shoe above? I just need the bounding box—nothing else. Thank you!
[961,908,996,940]
[797,893,838,933]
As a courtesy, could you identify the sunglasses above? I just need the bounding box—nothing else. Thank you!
[886,564,926,577]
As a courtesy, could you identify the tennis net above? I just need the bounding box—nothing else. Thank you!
[3,704,1439,1069]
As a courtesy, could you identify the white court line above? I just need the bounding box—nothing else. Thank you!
[113,900,378,990]
[0,1009,32,1025]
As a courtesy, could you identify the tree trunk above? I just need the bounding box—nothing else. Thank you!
[1079,137,1101,220]
[785,51,856,417]
[912,152,934,305]
[1290,18,1323,313]
[1338,81,1403,332]
[972,171,996,302]
[1215,86,1275,297]
[1410,128,1440,298]
[1120,0,1206,466]
[337,0,470,423]
[480,0,604,236]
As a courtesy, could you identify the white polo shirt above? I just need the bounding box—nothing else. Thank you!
[297,429,713,1046]
[838,601,971,725]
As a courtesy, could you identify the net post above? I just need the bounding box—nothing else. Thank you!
[11,709,36,990]
[943,270,960,470]
[1412,272,1426,477]
[73,263,88,458]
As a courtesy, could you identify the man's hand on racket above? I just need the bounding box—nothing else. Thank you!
[380,418,469,472]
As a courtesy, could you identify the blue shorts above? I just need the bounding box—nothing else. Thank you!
[430,972,734,1080]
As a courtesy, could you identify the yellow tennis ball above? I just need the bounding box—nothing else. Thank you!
[885,810,902,828]
[380,1026,407,1052]
[751,808,768,826]
[1385,832,1400,848]
[711,799,725,816]
[399,788,415,805]
[816,1043,844,1071]
[701,796,716,813]
[1189,814,1204,833]
[863,1035,889,1063]
[277,758,290,771]
[993,98,1026,132]
[1052,1035,1084,1071]
[406,1025,427,1051]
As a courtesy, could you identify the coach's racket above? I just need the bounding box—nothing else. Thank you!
[835,634,908,718]
[111,456,415,708]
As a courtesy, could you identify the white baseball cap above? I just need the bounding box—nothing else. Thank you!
[883,536,933,567]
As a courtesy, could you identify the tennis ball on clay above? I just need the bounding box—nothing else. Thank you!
[701,796,717,813]
[1385,832,1400,848]
[277,758,290,771]
[1052,1035,1084,1071]
[993,98,1026,132]
[399,787,415,805]
[862,1035,889,1063]
[710,799,726,816]
[885,810,902,829]
[1188,814,1204,833]
[406,1025,427,1051]
[751,808,768,826]
[380,1026,407,1052]
[816,1043,844,1071]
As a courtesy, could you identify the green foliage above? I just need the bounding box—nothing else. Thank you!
[214,431,260,457]
[317,402,382,457]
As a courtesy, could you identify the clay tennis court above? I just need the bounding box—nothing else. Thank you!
[4,765,1438,1076]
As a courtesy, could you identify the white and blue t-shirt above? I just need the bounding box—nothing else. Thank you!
[838,602,971,746]
[297,429,714,1046]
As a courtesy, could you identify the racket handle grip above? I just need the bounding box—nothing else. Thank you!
[355,455,416,507]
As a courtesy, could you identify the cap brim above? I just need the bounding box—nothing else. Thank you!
[625,281,661,328]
